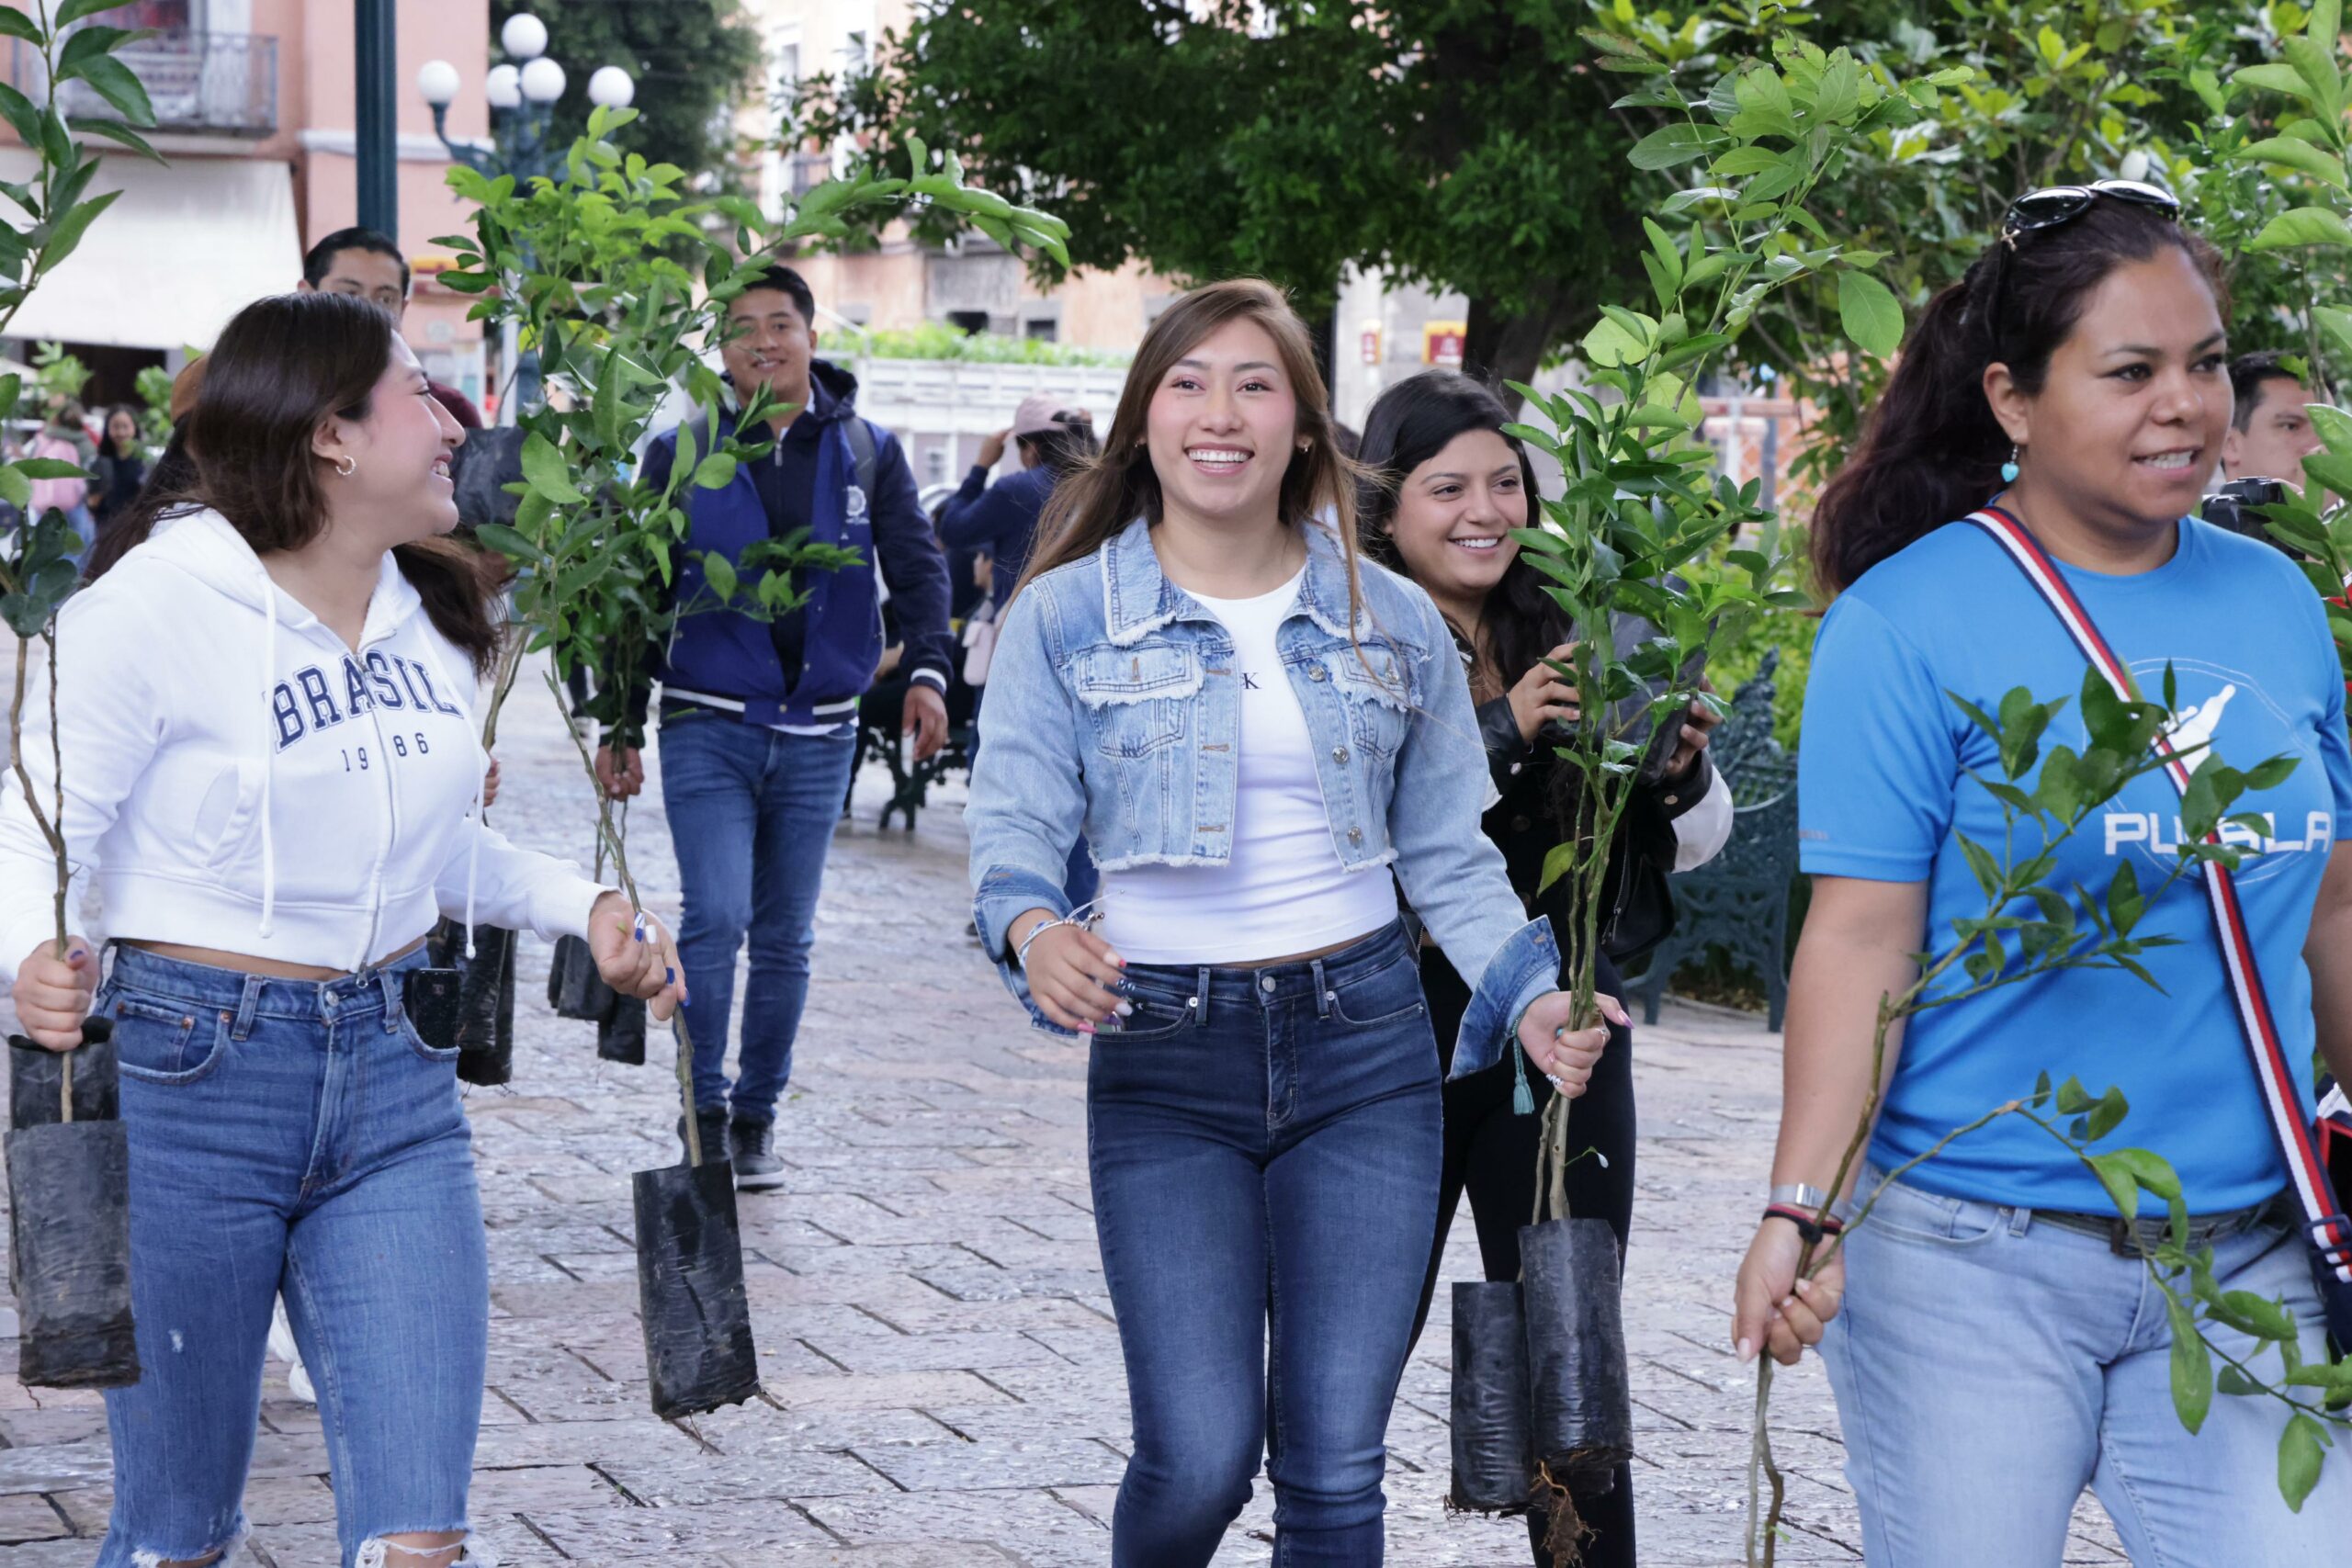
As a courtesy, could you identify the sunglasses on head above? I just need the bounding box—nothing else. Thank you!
[2000,179,2180,246]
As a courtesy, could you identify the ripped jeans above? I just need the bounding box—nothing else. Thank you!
[93,946,493,1568]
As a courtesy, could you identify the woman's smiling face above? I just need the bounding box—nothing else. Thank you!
[1382,428,1529,607]
[1144,316,1300,532]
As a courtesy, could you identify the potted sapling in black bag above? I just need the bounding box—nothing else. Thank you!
[3,498,137,1390]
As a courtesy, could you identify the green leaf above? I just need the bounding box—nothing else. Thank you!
[2107,860,2145,935]
[700,550,740,604]
[35,188,119,278]
[71,117,162,163]
[519,432,585,505]
[2280,1412,2326,1510]
[2089,1152,2143,1221]
[1838,270,1904,358]
[9,458,85,479]
[0,465,28,509]
[0,82,42,156]
[0,9,38,43]
[2243,136,2350,189]
[2249,207,2352,250]
[2167,1296,2212,1434]
[470,523,538,563]
[691,453,738,490]
[2238,62,2318,103]
[1629,122,1727,170]
[63,54,154,128]
[1538,840,1579,894]
[56,0,131,24]
[2218,1365,2267,1396]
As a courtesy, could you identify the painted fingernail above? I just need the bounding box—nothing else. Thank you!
[665,967,677,986]
[1736,1337,1756,1363]
[1115,1001,1134,1018]
[1077,1021,1096,1035]
[1782,1296,1797,1309]
[1793,1279,1815,1295]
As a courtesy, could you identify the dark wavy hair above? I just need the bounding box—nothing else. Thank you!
[1812,198,2229,596]
[1356,370,1554,692]
[86,291,502,673]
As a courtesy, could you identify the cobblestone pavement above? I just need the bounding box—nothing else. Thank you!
[0,658,2127,1565]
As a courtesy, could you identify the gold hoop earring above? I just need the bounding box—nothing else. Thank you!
[334,455,356,478]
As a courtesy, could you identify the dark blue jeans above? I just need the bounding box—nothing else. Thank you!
[658,712,858,1124]
[1089,921,1442,1567]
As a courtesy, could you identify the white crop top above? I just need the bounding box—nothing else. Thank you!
[1097,569,1398,964]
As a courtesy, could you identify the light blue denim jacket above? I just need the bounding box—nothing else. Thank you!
[966,515,1560,1077]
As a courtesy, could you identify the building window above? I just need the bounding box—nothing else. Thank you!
[1023,318,1058,344]
[945,310,989,336]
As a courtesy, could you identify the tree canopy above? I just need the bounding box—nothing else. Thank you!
[790,0,1651,390]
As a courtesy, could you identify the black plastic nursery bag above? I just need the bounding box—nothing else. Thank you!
[597,994,648,1066]
[429,920,516,1088]
[6,1023,137,1390]
[634,1156,760,1417]
[548,932,614,1021]
[1450,1279,1533,1511]
[1520,1216,1634,1494]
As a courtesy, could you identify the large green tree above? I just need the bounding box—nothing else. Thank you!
[492,0,762,189]
[788,0,1648,391]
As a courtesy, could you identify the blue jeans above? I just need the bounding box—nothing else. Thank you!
[658,712,857,1123]
[95,945,489,1568]
[1823,1165,2352,1565]
[1089,922,1442,1567]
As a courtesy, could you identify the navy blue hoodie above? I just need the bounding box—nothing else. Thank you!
[632,360,952,729]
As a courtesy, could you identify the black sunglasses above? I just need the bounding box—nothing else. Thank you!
[2000,179,2180,246]
[1986,179,2182,336]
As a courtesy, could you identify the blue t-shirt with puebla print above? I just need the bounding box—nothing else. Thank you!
[1798,515,2352,1213]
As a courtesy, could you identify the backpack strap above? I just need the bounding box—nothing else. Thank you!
[844,415,878,498]
[1963,504,2352,1283]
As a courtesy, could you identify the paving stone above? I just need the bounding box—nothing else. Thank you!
[0,653,2128,1561]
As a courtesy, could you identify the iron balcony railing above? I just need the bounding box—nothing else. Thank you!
[11,31,277,138]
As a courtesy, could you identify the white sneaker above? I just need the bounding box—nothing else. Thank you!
[267,1296,317,1404]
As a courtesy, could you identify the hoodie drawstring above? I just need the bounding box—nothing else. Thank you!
[413,638,483,960]
[255,565,278,941]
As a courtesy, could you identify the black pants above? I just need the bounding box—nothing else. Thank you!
[1411,944,1637,1568]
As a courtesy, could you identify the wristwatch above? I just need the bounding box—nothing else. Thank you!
[1767,1182,1832,1213]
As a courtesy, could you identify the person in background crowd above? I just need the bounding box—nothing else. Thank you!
[939,394,1100,621]
[2222,349,2328,491]
[601,263,955,1190]
[1361,369,1731,1568]
[89,404,146,528]
[299,225,483,430]
[968,277,1614,1567]
[939,393,1102,903]
[1741,187,2352,1562]
[15,289,684,1568]
[30,399,97,563]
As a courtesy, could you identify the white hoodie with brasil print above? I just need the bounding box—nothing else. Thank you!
[0,508,606,982]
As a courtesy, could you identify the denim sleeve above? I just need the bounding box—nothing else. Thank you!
[1385,587,1560,1077]
[966,577,1089,1033]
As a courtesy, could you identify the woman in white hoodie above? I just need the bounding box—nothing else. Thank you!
[1,291,683,1568]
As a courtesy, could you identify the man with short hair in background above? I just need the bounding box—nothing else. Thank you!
[2223,349,2327,491]
[299,225,482,430]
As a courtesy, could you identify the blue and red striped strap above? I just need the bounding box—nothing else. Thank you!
[1964,505,2352,1280]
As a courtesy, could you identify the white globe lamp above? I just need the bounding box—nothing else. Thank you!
[519,56,567,106]
[484,63,521,110]
[500,13,548,62]
[587,66,634,109]
[416,59,460,108]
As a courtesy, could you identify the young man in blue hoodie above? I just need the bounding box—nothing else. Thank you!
[601,265,952,1185]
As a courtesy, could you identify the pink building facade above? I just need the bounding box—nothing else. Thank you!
[0,0,489,408]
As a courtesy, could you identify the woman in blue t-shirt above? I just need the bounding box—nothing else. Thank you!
[1732,191,2352,1562]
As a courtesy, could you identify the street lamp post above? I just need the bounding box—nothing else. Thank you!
[418,14,634,423]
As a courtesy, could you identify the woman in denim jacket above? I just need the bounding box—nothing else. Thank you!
[967,278,1620,1567]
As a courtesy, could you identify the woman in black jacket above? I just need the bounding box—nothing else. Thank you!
[89,404,147,528]
[1361,370,1733,1567]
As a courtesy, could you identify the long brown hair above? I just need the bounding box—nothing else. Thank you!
[1812,199,2228,597]
[1016,279,1371,624]
[86,291,503,674]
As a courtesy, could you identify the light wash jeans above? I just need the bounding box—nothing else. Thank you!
[1822,1165,2352,1565]
[657,711,858,1124]
[94,944,492,1568]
